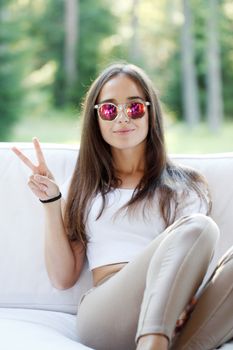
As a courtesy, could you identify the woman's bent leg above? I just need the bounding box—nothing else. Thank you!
[171,246,233,350]
[135,214,219,344]
[76,214,219,350]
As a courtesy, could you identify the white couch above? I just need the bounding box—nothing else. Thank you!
[0,142,233,350]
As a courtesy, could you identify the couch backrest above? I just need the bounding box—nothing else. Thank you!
[172,153,233,275]
[0,143,232,314]
[0,143,92,314]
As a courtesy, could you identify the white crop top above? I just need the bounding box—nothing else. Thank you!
[61,177,209,270]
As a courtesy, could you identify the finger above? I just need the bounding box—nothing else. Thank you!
[28,182,39,192]
[28,180,48,194]
[33,137,47,165]
[29,178,48,192]
[28,181,47,198]
[12,147,36,172]
[30,174,47,187]
[28,178,40,189]
[179,311,187,320]
[176,319,185,327]
[32,175,60,197]
[33,174,53,186]
[186,297,197,313]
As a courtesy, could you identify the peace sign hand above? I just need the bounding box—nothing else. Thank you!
[12,137,60,202]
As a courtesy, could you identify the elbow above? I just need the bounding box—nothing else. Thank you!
[46,257,84,290]
[49,274,80,290]
[51,279,77,290]
[49,270,81,291]
[52,282,73,290]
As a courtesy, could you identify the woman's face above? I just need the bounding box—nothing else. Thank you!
[96,74,149,152]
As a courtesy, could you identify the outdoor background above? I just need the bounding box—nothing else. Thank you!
[0,0,232,153]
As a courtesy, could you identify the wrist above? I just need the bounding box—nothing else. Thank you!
[39,192,62,204]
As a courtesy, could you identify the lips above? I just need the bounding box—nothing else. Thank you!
[113,129,135,134]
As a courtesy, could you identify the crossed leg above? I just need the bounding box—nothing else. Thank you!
[171,246,233,350]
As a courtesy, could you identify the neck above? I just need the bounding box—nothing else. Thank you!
[111,144,146,176]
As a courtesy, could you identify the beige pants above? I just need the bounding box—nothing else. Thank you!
[76,214,233,350]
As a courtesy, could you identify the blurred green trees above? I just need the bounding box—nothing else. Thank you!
[0,0,25,140]
[160,0,232,129]
[0,0,233,140]
[24,0,118,107]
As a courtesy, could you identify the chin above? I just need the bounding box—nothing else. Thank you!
[110,142,144,151]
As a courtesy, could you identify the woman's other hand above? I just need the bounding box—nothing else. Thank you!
[174,296,197,336]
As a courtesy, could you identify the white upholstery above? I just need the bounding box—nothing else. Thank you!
[172,153,233,283]
[0,142,232,349]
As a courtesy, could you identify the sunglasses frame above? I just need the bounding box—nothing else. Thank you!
[94,100,150,121]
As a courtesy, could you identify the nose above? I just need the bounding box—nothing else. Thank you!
[115,105,130,123]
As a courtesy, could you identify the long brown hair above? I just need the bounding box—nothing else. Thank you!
[64,63,211,246]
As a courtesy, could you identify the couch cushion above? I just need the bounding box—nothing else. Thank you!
[0,308,232,350]
[0,308,93,350]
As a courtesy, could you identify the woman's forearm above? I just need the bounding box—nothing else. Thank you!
[43,199,79,289]
[12,141,84,289]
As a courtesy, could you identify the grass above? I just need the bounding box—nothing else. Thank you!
[8,111,233,154]
[9,109,81,144]
[165,120,233,154]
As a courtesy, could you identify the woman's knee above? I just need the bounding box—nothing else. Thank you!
[168,214,220,265]
[181,213,219,246]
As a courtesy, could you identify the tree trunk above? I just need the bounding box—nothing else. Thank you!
[64,0,79,95]
[206,0,223,132]
[181,0,200,127]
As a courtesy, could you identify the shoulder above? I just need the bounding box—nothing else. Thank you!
[166,160,207,183]
[161,161,209,195]
[164,161,211,215]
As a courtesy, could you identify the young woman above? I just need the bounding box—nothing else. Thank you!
[13,63,233,350]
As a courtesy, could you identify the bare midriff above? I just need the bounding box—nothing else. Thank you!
[92,262,128,287]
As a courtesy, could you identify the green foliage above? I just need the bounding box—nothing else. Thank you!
[0,1,25,140]
[220,3,233,118]
[1,0,233,142]
[161,0,233,121]
[74,0,119,105]
[192,0,208,116]
[160,39,183,121]
[27,0,119,108]
[26,0,65,106]
[161,1,204,121]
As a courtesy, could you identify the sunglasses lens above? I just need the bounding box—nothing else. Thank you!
[99,103,117,120]
[126,102,145,119]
